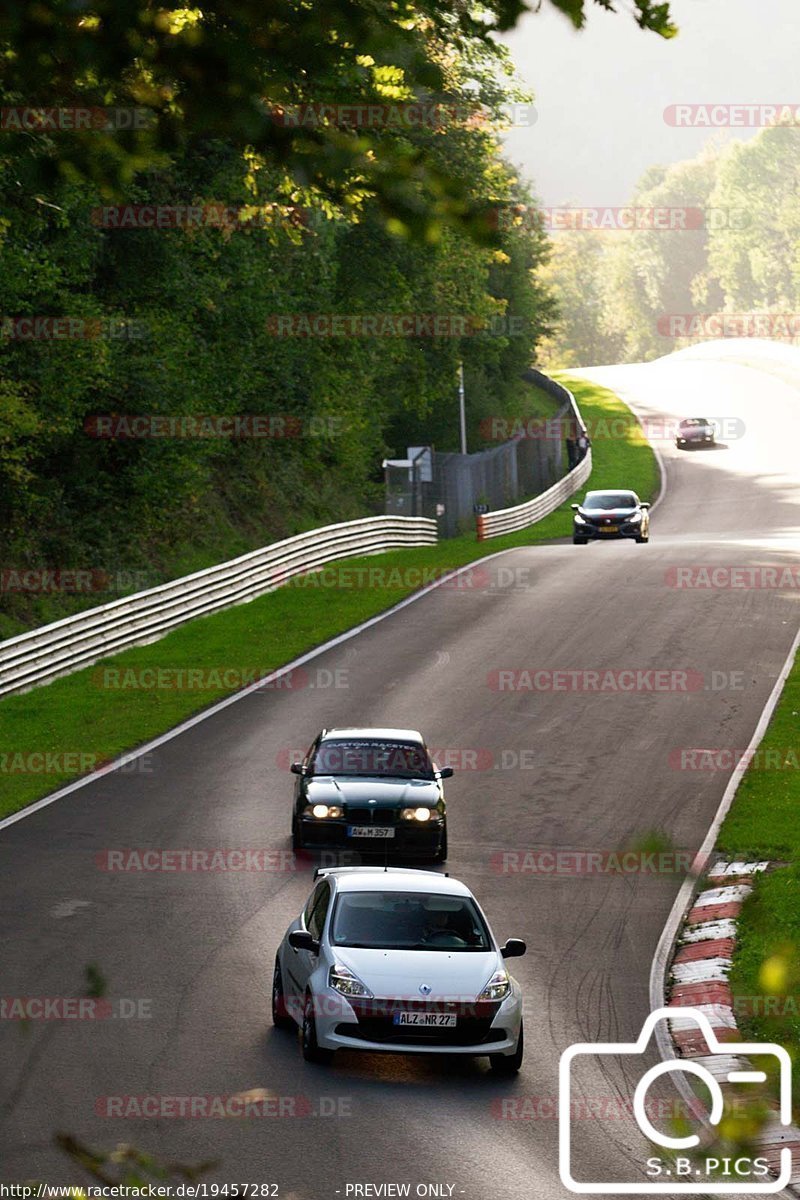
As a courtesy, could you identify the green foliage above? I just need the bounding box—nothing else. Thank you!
[0,137,552,629]
[542,151,723,366]
[543,126,800,367]
[537,229,625,368]
[0,0,675,238]
[707,127,800,309]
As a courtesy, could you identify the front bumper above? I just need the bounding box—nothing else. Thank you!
[299,818,444,857]
[573,521,644,540]
[312,989,522,1056]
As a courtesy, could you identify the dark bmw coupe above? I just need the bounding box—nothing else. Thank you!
[290,728,452,861]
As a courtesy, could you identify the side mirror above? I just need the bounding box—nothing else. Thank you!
[640,502,650,509]
[288,929,319,954]
[438,766,454,779]
[570,504,580,511]
[501,938,527,959]
[290,762,304,775]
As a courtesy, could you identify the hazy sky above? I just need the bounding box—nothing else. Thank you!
[500,0,799,206]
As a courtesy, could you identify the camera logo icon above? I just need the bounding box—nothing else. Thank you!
[559,1006,793,1193]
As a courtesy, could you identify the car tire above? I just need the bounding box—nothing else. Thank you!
[271,958,294,1031]
[635,535,649,544]
[490,1020,524,1074]
[291,814,303,852]
[434,825,448,863]
[573,536,588,545]
[302,993,334,1064]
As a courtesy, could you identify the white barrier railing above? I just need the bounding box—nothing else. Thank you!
[0,515,437,697]
[476,450,592,539]
[476,376,592,540]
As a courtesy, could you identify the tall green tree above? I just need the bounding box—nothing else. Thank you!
[0,0,675,238]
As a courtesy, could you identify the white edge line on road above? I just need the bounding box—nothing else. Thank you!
[648,620,800,1198]
[571,367,667,516]
[0,545,525,835]
[576,363,799,1197]
[0,379,668,837]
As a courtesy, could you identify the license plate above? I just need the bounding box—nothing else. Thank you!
[347,826,396,838]
[393,1012,457,1027]
[602,525,618,533]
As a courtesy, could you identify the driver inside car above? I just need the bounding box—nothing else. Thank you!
[420,903,471,946]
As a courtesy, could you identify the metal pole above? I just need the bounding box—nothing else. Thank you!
[458,361,467,455]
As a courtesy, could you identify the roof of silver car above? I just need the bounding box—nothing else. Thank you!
[315,866,470,895]
[320,727,424,743]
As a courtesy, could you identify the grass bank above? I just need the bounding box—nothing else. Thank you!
[717,644,800,1105]
[0,373,659,821]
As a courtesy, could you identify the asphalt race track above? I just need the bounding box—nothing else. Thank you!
[2,343,800,1199]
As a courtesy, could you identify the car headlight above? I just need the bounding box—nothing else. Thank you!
[627,511,642,523]
[574,513,586,524]
[306,803,343,819]
[400,806,433,822]
[478,969,511,1002]
[329,964,373,998]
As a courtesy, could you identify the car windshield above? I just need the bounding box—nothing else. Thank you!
[330,891,491,951]
[583,492,637,510]
[311,739,434,779]
[681,418,707,427]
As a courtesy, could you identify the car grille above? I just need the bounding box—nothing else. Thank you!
[336,997,503,1045]
[345,807,397,825]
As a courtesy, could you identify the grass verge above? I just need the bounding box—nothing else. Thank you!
[717,644,800,1107]
[0,373,659,820]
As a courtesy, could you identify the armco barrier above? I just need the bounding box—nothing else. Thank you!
[476,372,591,540]
[0,515,437,698]
[476,450,592,539]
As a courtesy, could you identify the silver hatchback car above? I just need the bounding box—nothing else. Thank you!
[272,867,526,1072]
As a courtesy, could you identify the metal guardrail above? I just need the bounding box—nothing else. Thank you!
[476,450,592,539]
[476,373,591,540]
[0,515,437,698]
